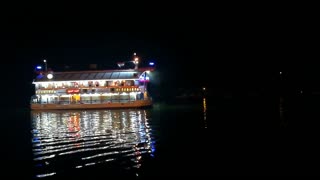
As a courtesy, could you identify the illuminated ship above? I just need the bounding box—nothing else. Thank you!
[30,53,154,110]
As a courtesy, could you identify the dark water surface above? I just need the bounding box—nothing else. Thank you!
[4,95,320,177]
[31,109,156,178]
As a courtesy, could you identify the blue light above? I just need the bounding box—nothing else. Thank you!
[36,66,42,70]
[36,74,44,79]
[149,62,155,66]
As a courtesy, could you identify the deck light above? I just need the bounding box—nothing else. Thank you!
[47,73,53,79]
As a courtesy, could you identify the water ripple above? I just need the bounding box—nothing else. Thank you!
[31,109,156,178]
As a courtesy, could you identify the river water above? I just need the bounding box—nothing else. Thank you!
[5,95,320,177]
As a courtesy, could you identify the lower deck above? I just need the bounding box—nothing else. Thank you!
[31,100,152,110]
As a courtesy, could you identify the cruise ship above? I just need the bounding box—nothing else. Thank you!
[30,54,153,110]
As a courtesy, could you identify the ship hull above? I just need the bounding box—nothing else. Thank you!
[31,100,152,110]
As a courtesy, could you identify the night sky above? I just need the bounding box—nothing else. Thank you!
[2,11,312,108]
[4,28,270,108]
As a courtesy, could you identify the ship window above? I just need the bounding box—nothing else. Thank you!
[134,80,139,86]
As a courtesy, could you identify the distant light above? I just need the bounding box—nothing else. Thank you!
[43,59,46,63]
[36,66,42,70]
[134,57,139,61]
[134,53,137,56]
[47,73,53,79]
[280,72,282,75]
[149,62,155,66]
[203,87,206,91]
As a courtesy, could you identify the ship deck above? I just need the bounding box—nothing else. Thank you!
[31,100,152,110]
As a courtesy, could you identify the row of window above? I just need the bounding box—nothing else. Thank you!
[36,87,141,94]
[36,80,144,89]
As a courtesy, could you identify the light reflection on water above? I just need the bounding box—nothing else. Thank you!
[280,97,288,127]
[31,109,155,178]
[203,97,207,128]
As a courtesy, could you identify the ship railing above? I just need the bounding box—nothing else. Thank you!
[36,85,140,90]
[30,98,138,105]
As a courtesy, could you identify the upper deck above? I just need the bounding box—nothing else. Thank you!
[33,69,149,83]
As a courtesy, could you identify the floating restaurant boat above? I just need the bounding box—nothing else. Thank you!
[30,54,154,110]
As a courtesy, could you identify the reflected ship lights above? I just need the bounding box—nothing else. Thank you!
[203,97,207,128]
[31,109,155,178]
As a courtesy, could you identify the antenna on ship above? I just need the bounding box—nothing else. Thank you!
[43,59,47,72]
[133,52,139,69]
[117,53,140,69]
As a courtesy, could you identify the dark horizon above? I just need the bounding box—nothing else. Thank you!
[1,15,317,109]
[6,30,277,108]
[5,31,317,110]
